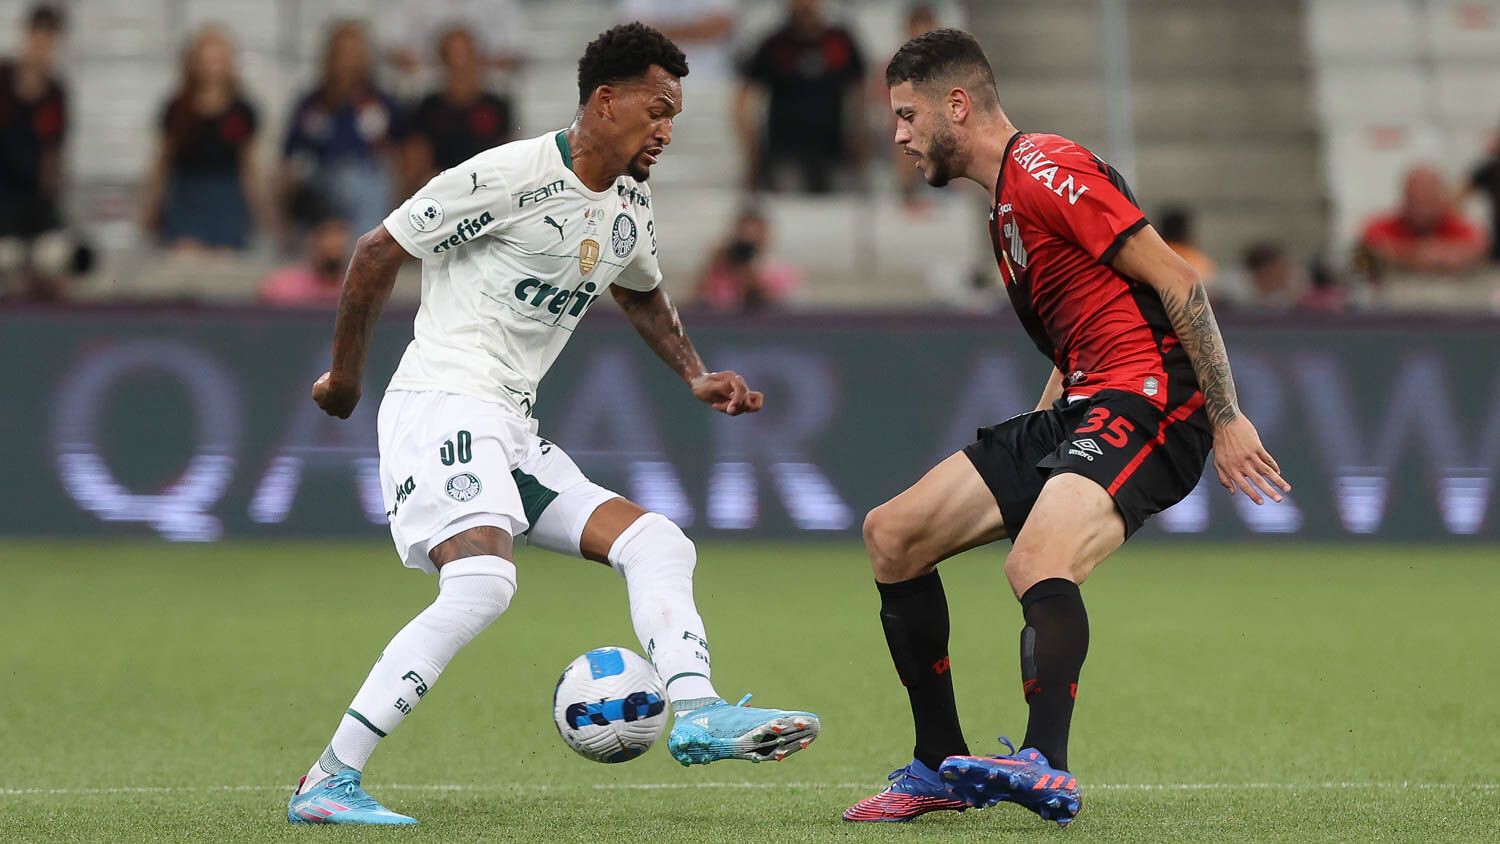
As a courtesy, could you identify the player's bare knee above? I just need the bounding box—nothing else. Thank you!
[864,505,932,581]
[1003,545,1072,597]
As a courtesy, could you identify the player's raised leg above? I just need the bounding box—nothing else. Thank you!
[524,460,819,766]
[938,471,1123,826]
[287,525,518,826]
[844,451,1008,822]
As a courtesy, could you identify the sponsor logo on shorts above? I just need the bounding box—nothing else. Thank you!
[409,198,444,232]
[611,213,637,258]
[1143,376,1159,397]
[445,472,482,502]
[1067,438,1104,462]
[387,475,417,518]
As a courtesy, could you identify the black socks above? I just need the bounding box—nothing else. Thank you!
[1018,577,1089,772]
[877,572,969,770]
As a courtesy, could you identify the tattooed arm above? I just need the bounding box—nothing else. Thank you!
[1111,225,1290,504]
[311,224,407,419]
[611,285,764,416]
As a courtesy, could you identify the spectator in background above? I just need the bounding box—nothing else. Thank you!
[281,21,405,238]
[1466,132,1500,264]
[891,4,940,208]
[0,4,67,300]
[1237,241,1301,312]
[1158,205,1217,286]
[259,210,351,307]
[620,0,738,80]
[736,0,867,194]
[141,26,266,253]
[376,0,527,82]
[1358,165,1487,276]
[403,27,515,195]
[693,208,802,313]
[1297,259,1350,314]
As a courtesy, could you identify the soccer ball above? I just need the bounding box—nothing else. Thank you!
[552,647,669,763]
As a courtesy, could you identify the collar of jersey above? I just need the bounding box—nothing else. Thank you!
[553,129,615,201]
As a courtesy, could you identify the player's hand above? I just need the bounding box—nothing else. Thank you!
[312,371,361,419]
[1212,415,1290,505]
[691,371,764,416]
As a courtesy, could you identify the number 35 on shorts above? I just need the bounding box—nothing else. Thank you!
[1075,406,1136,447]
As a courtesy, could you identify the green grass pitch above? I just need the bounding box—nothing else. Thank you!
[2,540,1497,842]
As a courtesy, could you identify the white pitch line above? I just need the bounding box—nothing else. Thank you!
[2,782,1496,798]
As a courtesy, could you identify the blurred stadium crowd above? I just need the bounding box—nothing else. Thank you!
[2,0,1499,313]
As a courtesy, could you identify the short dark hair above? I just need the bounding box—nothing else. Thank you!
[27,3,64,32]
[577,23,688,106]
[885,28,997,106]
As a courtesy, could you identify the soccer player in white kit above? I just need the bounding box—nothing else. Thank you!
[287,25,819,826]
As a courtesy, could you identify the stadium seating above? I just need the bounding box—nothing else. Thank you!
[1307,0,1500,250]
[38,0,1500,307]
[968,0,1328,264]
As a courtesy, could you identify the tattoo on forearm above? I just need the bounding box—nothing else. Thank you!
[614,288,707,382]
[330,235,401,379]
[1159,282,1240,427]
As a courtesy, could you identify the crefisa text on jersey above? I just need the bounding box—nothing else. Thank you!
[432,212,496,254]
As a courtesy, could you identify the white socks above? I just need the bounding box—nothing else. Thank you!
[302,555,516,790]
[608,513,720,708]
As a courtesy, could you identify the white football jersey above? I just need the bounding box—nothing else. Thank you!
[383,130,662,419]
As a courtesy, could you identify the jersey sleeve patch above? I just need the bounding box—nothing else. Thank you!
[385,158,512,259]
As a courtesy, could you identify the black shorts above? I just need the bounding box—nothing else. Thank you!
[962,390,1212,540]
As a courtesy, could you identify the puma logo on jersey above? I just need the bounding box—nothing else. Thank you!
[543,215,566,241]
[470,172,487,194]
[513,277,601,318]
[431,211,496,253]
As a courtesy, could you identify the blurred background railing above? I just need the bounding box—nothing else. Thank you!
[1,0,1498,313]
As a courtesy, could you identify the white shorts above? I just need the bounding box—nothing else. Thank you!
[377,390,619,573]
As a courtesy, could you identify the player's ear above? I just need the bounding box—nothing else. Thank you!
[948,87,971,125]
[594,84,616,121]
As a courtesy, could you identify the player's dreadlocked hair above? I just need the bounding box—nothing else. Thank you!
[885,28,999,109]
[577,23,689,106]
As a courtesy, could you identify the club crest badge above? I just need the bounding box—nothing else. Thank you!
[610,213,637,258]
[445,472,481,502]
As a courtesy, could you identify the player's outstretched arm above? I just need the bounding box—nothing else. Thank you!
[1110,225,1291,505]
[312,224,407,419]
[610,285,763,416]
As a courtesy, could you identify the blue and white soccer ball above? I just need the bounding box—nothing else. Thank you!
[552,647,668,763]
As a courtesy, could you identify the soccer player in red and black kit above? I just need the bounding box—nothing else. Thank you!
[843,30,1291,827]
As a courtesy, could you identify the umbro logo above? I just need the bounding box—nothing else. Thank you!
[1074,439,1103,456]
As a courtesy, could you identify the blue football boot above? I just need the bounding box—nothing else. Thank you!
[667,694,820,765]
[287,770,417,826]
[843,760,969,822]
[938,737,1081,826]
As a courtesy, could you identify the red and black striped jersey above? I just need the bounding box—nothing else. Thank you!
[990,132,1204,422]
